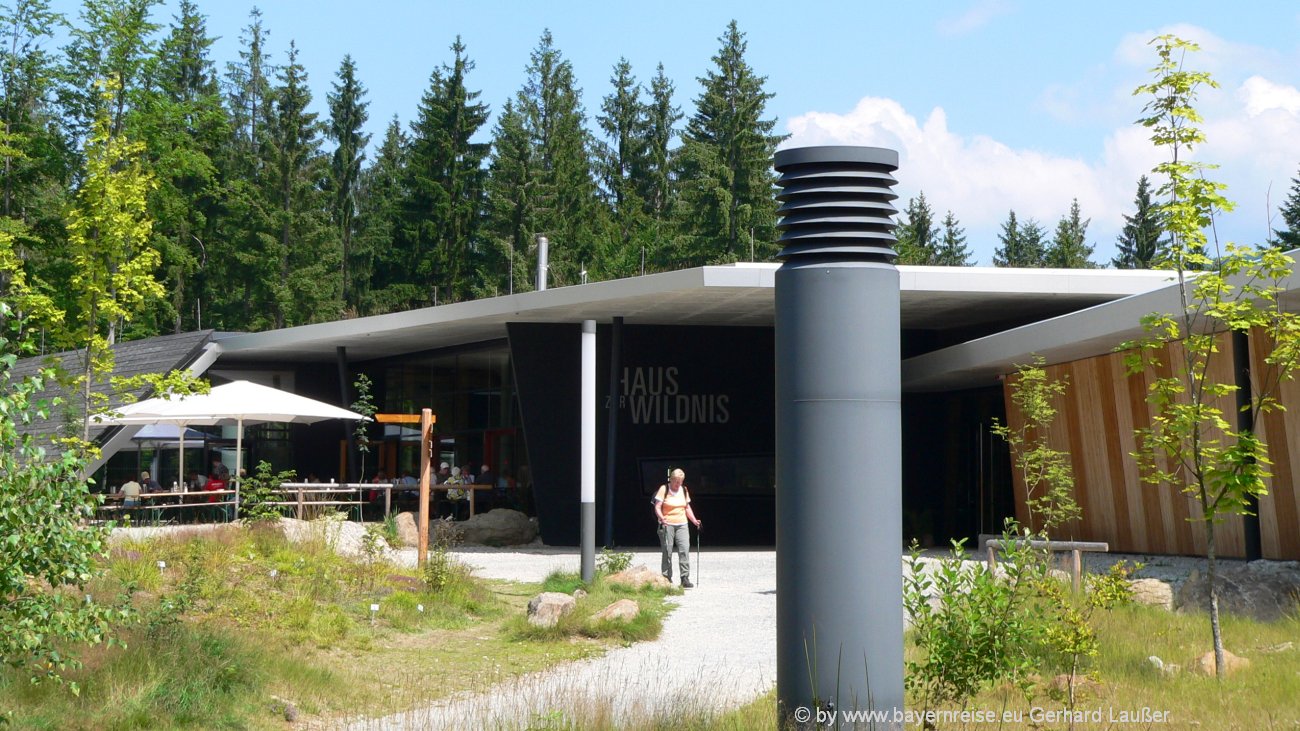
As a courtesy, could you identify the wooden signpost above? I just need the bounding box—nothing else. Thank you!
[376,410,436,566]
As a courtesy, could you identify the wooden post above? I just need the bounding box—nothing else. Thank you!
[418,408,432,567]
[296,485,304,520]
[987,544,996,571]
[384,485,391,519]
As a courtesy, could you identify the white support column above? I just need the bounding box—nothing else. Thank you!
[580,319,597,582]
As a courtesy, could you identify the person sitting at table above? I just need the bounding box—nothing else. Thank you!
[141,470,163,493]
[204,472,228,522]
[398,470,418,500]
[188,470,207,491]
[119,477,142,508]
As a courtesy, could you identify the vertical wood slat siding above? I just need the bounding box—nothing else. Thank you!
[1250,330,1300,559]
[1001,331,1292,558]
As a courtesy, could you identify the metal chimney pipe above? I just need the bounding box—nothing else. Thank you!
[536,235,549,291]
[773,145,903,722]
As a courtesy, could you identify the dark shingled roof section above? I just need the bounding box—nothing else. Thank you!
[9,330,216,451]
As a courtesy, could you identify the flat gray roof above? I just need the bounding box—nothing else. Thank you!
[903,264,1300,391]
[213,264,1175,366]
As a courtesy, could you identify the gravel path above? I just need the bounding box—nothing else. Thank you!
[349,546,777,730]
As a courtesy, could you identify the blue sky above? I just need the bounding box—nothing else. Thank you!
[48,0,1300,264]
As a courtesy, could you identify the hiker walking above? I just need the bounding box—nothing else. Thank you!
[653,468,702,588]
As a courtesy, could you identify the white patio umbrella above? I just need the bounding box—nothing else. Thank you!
[127,425,211,489]
[95,380,366,505]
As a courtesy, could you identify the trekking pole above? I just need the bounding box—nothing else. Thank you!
[695,523,701,586]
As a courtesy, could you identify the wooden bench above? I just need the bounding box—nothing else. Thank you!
[983,538,1110,592]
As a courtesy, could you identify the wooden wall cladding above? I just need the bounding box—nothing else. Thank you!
[1250,330,1300,559]
[1001,330,1300,559]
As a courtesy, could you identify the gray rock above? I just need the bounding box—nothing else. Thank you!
[592,599,639,623]
[459,509,538,546]
[394,512,419,547]
[1175,561,1300,621]
[1130,578,1174,611]
[605,565,672,590]
[527,592,575,628]
[573,588,588,600]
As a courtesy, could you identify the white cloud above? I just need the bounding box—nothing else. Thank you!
[936,0,1013,37]
[784,97,1157,263]
[1240,76,1300,116]
[783,26,1300,264]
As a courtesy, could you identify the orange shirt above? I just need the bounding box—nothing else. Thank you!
[654,485,690,525]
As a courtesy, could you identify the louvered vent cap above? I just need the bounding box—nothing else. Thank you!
[773,146,900,262]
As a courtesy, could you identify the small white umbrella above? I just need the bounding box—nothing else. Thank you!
[96,380,366,505]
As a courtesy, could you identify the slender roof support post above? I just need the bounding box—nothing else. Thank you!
[604,316,624,546]
[774,146,903,721]
[581,319,597,582]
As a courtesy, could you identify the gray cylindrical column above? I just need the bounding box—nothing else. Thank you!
[774,146,903,722]
[580,319,596,582]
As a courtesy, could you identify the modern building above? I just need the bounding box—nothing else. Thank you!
[50,261,1300,558]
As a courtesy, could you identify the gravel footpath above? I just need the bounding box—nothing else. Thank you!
[348,546,777,731]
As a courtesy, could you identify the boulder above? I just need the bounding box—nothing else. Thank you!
[1176,561,1300,621]
[592,599,640,623]
[1130,578,1175,611]
[1192,649,1250,677]
[527,592,575,628]
[394,512,419,547]
[605,565,672,590]
[458,509,538,546]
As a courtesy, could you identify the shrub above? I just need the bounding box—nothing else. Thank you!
[903,533,1050,711]
[239,461,295,523]
[596,548,633,576]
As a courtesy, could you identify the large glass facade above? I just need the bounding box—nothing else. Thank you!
[377,346,527,506]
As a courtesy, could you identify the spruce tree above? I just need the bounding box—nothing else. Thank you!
[326,54,369,313]
[639,64,680,222]
[213,8,273,330]
[993,210,1046,267]
[596,58,648,278]
[485,30,604,290]
[1045,198,1095,268]
[222,8,270,173]
[484,99,536,293]
[1112,175,1165,268]
[676,20,782,265]
[260,42,337,329]
[140,0,229,334]
[393,37,489,306]
[935,211,972,266]
[353,116,405,315]
[895,191,937,265]
[1272,166,1300,250]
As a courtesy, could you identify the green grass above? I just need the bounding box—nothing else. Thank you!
[0,524,648,729]
[907,601,1300,730]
